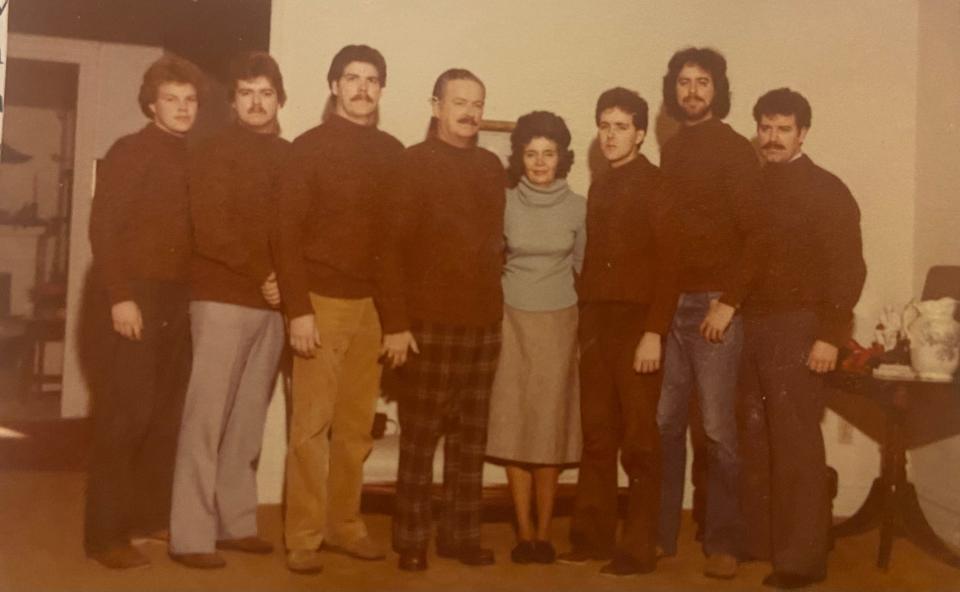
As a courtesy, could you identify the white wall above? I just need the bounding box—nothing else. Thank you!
[910,0,960,549]
[267,0,923,512]
[7,34,164,418]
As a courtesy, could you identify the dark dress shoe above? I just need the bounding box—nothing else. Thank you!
[216,536,274,554]
[762,571,825,589]
[437,543,495,566]
[532,540,556,564]
[599,553,655,577]
[88,544,151,570]
[170,552,227,569]
[511,540,535,564]
[398,550,428,571]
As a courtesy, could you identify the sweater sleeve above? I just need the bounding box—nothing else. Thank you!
[718,137,768,308]
[89,137,147,304]
[643,181,680,335]
[376,154,420,334]
[815,182,867,346]
[276,139,316,319]
[572,197,587,276]
[189,143,272,284]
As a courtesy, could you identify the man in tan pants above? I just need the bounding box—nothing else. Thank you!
[276,44,404,574]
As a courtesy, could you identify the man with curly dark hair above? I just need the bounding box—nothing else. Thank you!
[655,47,767,580]
[556,87,676,578]
[86,54,203,570]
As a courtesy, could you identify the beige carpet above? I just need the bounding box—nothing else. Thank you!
[1,469,960,591]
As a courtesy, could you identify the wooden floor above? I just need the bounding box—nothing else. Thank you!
[2,417,960,591]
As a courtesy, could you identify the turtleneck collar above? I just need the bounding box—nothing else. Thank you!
[427,135,478,158]
[678,116,723,136]
[515,176,569,207]
[145,122,188,147]
[230,120,280,141]
[327,112,378,134]
[764,153,812,175]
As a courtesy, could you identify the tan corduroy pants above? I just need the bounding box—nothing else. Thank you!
[284,294,382,551]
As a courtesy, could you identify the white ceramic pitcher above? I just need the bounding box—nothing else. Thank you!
[903,297,960,380]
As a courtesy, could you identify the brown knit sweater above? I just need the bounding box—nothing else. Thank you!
[89,124,192,304]
[377,137,506,333]
[189,123,290,308]
[579,155,678,335]
[659,118,767,307]
[743,154,867,346]
[277,115,404,318]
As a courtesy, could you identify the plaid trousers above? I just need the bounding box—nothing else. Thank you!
[392,321,501,553]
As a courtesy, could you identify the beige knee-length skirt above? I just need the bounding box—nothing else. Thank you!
[485,304,582,465]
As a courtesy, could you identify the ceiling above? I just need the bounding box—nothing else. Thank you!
[7,0,272,81]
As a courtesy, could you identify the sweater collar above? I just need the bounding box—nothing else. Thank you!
[764,153,813,176]
[144,122,189,148]
[678,116,724,137]
[427,135,478,158]
[326,113,378,135]
[515,176,569,207]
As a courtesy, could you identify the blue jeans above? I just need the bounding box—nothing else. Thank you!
[656,291,743,557]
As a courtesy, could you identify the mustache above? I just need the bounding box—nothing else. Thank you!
[682,96,705,104]
[762,142,786,150]
[351,93,374,103]
[457,116,478,126]
[247,106,267,114]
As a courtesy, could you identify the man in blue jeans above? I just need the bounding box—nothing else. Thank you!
[655,46,767,579]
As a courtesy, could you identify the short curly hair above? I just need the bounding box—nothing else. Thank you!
[753,87,812,130]
[662,46,731,121]
[507,111,574,187]
[137,55,205,119]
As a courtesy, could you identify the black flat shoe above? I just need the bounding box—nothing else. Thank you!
[398,550,427,572]
[532,540,556,564]
[511,540,535,564]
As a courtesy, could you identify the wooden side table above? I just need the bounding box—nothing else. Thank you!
[831,372,960,569]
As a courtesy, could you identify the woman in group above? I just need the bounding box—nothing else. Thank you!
[486,111,586,564]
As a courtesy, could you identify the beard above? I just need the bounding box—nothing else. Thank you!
[681,97,712,121]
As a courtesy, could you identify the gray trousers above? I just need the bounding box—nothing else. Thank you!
[170,301,284,554]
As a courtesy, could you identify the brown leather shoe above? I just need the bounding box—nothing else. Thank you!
[286,549,323,574]
[324,536,386,561]
[216,536,274,554]
[89,545,151,570]
[170,552,226,569]
[398,549,427,571]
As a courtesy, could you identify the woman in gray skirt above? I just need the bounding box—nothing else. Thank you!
[486,111,585,564]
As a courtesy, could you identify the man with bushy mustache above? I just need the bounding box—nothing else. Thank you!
[655,46,767,580]
[276,44,403,574]
[738,88,865,590]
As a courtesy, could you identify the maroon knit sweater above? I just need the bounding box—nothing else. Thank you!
[277,115,404,318]
[89,124,191,304]
[743,154,866,346]
[377,137,506,333]
[580,154,678,336]
[659,117,767,307]
[189,123,291,308]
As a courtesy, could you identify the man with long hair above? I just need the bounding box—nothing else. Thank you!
[656,46,766,580]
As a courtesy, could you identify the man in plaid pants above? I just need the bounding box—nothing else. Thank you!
[378,68,506,572]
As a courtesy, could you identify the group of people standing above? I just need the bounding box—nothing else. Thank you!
[83,41,866,591]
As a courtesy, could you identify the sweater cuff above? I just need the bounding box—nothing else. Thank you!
[284,292,314,319]
[377,298,409,335]
[106,283,134,305]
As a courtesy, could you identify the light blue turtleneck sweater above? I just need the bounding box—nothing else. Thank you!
[501,176,587,311]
